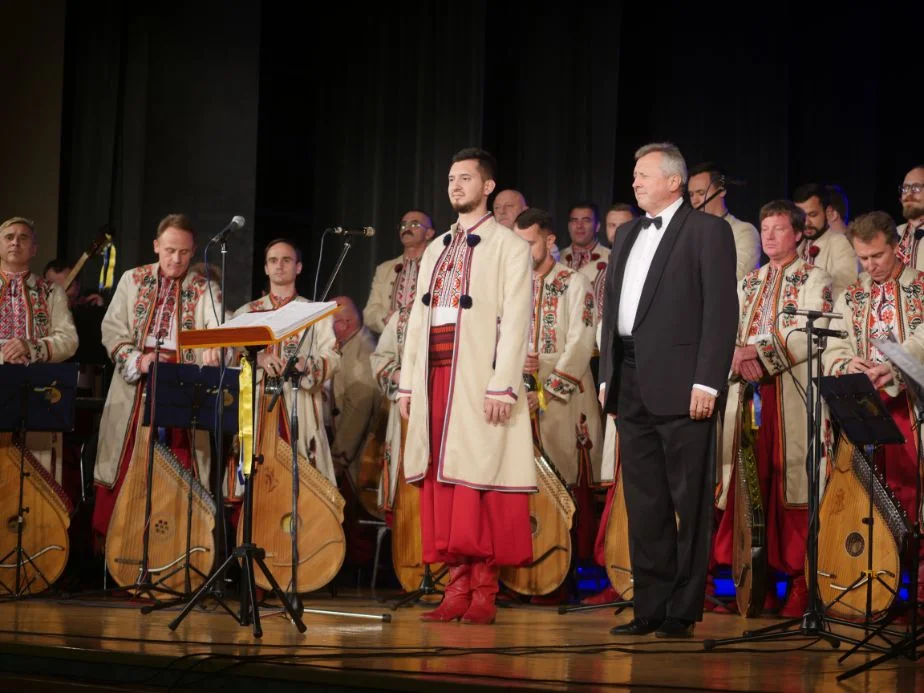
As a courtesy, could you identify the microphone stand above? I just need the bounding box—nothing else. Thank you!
[704,316,883,653]
[265,234,388,624]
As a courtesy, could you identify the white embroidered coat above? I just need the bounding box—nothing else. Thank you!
[530,262,601,485]
[232,294,340,485]
[397,217,536,491]
[717,259,833,509]
[0,272,78,484]
[96,265,221,489]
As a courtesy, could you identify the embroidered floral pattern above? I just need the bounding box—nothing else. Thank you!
[582,290,595,327]
[532,270,569,354]
[388,256,420,314]
[431,232,470,309]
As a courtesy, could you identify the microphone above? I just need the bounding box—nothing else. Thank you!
[781,306,843,320]
[793,326,849,339]
[211,215,246,243]
[328,226,375,238]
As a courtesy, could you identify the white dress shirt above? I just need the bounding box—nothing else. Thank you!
[617,197,683,336]
[604,197,716,397]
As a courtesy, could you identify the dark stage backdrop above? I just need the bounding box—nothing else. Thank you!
[60,1,260,309]
[58,1,924,310]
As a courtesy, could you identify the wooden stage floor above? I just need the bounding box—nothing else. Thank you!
[0,592,919,692]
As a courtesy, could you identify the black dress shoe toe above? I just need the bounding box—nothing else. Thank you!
[609,617,664,636]
[655,618,694,638]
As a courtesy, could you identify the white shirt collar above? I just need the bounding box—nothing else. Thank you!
[645,196,684,231]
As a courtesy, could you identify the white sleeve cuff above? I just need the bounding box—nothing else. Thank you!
[693,383,718,397]
[124,352,143,384]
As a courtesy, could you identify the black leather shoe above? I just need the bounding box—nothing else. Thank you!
[655,618,695,638]
[609,617,664,636]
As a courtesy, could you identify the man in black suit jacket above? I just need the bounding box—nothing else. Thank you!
[599,142,738,638]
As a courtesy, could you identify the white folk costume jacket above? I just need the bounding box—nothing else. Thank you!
[330,326,381,478]
[363,254,422,334]
[725,213,761,281]
[233,294,340,485]
[397,215,536,491]
[562,242,610,325]
[824,268,924,399]
[896,222,924,272]
[717,259,833,510]
[370,314,405,509]
[798,230,857,300]
[96,265,220,489]
[0,271,78,484]
[530,262,601,485]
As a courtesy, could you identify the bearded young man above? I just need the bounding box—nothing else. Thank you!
[398,147,534,625]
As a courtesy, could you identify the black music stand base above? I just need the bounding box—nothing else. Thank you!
[389,564,448,610]
[168,347,305,637]
[169,539,306,637]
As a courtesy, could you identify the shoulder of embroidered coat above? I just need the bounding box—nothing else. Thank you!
[843,273,869,302]
[28,273,54,296]
[131,263,157,283]
[901,267,924,291]
[740,264,765,291]
[375,255,402,273]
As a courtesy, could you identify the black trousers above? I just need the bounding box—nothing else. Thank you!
[617,360,715,622]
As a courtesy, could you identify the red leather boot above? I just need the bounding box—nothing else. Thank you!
[461,561,499,625]
[420,564,472,622]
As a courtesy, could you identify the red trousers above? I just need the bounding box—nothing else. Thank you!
[419,359,533,567]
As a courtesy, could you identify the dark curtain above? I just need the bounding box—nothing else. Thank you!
[484,4,623,237]
[617,0,923,226]
[60,1,260,309]
[256,2,487,306]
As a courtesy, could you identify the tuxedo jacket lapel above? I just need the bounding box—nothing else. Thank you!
[632,204,691,332]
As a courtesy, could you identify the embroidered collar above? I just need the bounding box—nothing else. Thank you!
[269,291,297,309]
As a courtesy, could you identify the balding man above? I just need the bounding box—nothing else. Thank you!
[330,296,381,480]
[493,189,528,229]
[363,210,435,334]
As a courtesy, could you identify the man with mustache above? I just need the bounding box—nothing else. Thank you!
[363,210,435,334]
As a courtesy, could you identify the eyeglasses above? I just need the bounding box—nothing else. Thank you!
[899,183,924,196]
[398,220,426,231]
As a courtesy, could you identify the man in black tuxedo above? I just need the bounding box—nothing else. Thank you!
[599,142,738,638]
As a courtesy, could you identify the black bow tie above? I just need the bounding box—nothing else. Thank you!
[641,216,662,230]
[914,225,924,241]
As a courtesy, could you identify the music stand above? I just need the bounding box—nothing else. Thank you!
[0,363,78,597]
[168,303,338,637]
[139,363,239,613]
[839,340,924,680]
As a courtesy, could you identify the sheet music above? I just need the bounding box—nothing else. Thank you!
[874,338,924,400]
[217,300,337,340]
